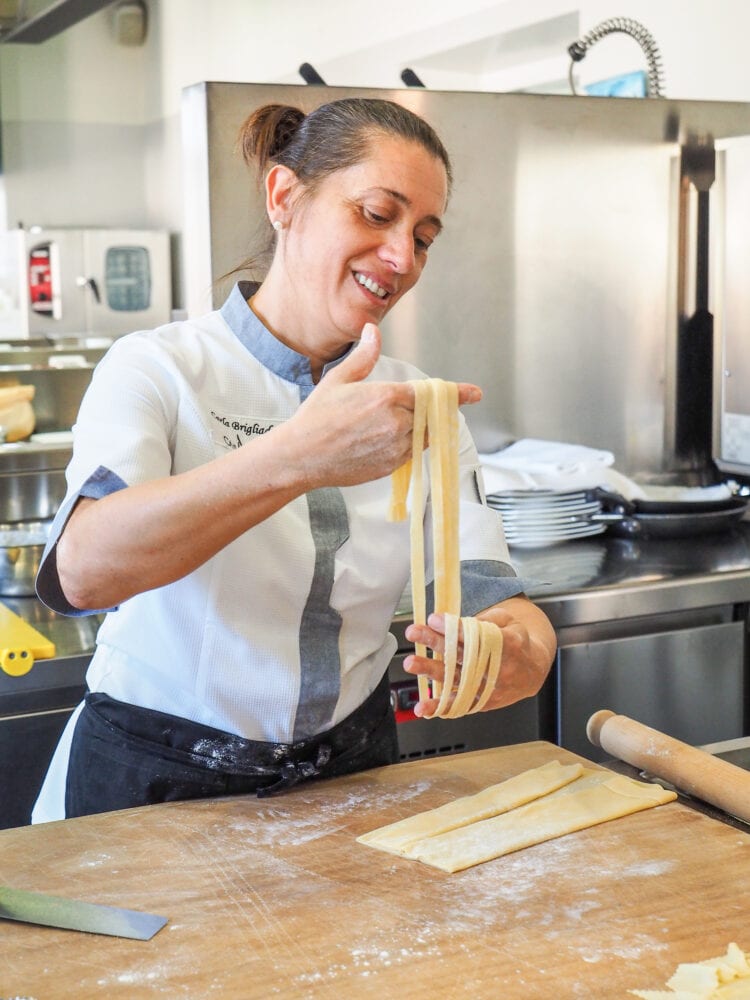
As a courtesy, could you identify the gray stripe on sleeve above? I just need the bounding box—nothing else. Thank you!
[36,465,129,617]
[425,558,527,618]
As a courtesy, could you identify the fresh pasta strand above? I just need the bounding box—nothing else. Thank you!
[427,379,460,699]
[408,380,430,702]
[389,379,504,719]
[468,624,504,714]
[444,614,482,719]
[434,611,459,717]
[388,458,412,522]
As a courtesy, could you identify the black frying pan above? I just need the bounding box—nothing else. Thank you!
[586,489,749,539]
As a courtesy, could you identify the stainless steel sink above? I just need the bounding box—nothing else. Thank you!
[700,736,750,771]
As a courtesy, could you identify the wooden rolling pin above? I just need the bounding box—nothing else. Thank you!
[587,709,750,826]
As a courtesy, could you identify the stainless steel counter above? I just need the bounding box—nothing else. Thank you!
[0,595,101,705]
[0,593,100,662]
[392,521,750,763]
[512,520,750,627]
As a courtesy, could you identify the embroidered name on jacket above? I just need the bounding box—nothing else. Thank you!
[210,410,279,450]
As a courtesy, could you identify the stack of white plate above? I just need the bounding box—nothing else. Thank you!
[487,489,606,548]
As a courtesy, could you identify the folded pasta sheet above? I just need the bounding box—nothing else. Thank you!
[357,760,583,856]
[358,764,676,874]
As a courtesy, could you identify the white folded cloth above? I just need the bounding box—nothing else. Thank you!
[479,439,647,498]
[481,438,614,474]
[637,482,733,503]
[479,439,736,503]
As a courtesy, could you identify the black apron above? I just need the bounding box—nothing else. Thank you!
[64,672,398,819]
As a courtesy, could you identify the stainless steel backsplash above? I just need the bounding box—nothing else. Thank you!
[182,83,750,478]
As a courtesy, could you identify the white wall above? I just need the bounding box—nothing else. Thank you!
[146,0,750,104]
[0,6,152,230]
[1,0,749,306]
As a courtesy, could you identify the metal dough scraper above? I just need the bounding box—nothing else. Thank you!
[0,885,168,939]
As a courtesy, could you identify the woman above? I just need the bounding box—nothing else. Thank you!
[33,98,556,822]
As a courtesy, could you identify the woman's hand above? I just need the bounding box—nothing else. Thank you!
[278,323,481,489]
[402,597,556,718]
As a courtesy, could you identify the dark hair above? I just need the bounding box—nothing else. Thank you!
[224,98,451,283]
[239,97,452,197]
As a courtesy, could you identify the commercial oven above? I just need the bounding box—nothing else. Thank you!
[0,227,171,339]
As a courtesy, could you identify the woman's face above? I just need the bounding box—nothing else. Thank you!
[270,135,448,355]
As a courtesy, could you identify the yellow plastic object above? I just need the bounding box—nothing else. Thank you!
[0,602,55,677]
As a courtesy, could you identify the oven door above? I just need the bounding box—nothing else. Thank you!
[80,229,171,336]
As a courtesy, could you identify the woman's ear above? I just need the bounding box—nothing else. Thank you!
[265,164,298,225]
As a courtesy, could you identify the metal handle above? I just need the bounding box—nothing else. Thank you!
[587,512,626,524]
[75,275,101,303]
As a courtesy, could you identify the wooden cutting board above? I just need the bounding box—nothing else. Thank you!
[1,741,749,999]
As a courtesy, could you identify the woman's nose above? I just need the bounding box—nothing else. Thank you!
[379,229,416,273]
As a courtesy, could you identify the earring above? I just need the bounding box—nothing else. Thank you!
[272,220,283,232]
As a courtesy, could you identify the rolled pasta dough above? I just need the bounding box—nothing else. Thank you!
[359,764,677,874]
[405,770,677,873]
[356,759,583,855]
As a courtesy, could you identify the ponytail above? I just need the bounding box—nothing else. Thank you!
[238,104,306,178]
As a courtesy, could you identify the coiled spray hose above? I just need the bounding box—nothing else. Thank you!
[568,17,666,98]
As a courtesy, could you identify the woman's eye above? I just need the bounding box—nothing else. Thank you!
[363,207,390,224]
[414,233,435,253]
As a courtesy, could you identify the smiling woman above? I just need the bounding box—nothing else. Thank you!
[31,96,555,824]
[242,100,450,378]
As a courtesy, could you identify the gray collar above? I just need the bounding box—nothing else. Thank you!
[221,281,355,387]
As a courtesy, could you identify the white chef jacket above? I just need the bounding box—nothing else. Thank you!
[32,281,523,822]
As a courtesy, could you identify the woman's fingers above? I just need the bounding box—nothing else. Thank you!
[413,696,442,719]
[456,382,482,406]
[402,650,444,682]
[405,614,518,718]
[404,613,468,718]
[292,375,479,490]
[404,612,459,654]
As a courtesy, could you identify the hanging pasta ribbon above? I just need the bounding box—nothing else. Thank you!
[389,378,503,718]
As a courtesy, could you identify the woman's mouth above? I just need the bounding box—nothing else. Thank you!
[354,271,390,300]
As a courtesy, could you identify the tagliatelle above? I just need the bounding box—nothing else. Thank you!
[444,615,481,719]
[388,378,503,718]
